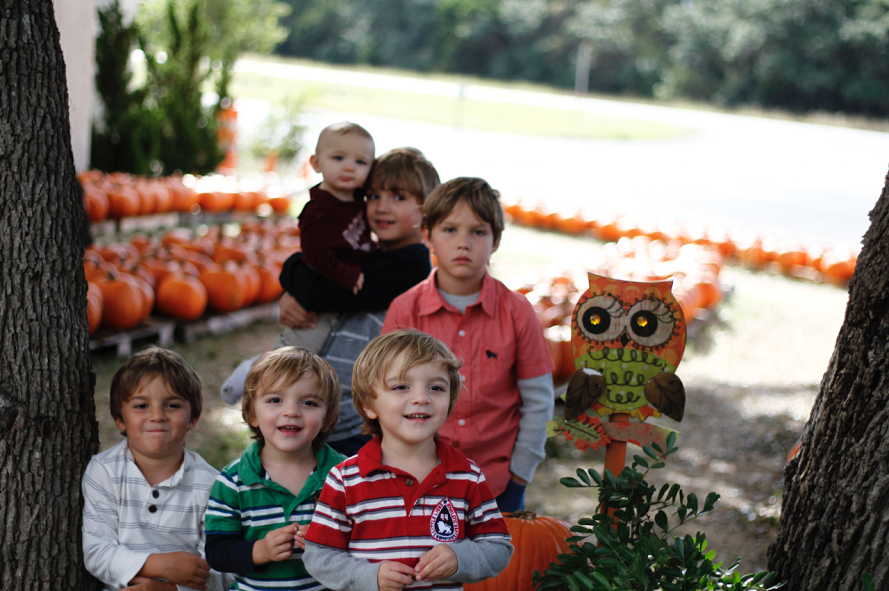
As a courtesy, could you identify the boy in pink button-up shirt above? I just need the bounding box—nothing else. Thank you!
[381,177,554,512]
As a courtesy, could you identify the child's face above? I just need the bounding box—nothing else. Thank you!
[366,188,423,251]
[310,133,375,201]
[423,200,500,295]
[115,374,197,462]
[363,354,451,449]
[250,371,328,459]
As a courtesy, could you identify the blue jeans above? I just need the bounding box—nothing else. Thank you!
[495,478,526,514]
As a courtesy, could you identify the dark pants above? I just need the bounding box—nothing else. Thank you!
[495,478,526,514]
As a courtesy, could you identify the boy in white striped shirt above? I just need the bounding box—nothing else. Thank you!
[82,347,225,591]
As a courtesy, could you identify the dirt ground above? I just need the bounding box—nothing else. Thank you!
[89,224,852,575]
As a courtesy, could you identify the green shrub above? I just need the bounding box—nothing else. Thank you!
[533,433,785,591]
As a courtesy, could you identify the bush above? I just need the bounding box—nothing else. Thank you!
[533,433,785,591]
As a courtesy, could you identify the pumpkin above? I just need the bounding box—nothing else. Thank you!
[86,281,103,335]
[254,261,284,304]
[201,262,249,313]
[99,276,145,330]
[239,262,261,307]
[156,274,208,321]
[464,511,572,591]
[268,195,292,214]
[83,185,110,221]
[107,185,141,218]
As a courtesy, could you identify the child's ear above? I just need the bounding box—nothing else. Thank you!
[492,236,501,253]
[421,227,433,251]
[113,417,127,435]
[187,416,199,431]
[363,406,379,420]
[309,154,321,173]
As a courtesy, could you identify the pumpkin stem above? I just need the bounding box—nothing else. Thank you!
[507,510,538,520]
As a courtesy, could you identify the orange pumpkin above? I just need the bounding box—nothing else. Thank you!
[107,185,141,218]
[465,511,572,591]
[201,263,249,313]
[99,276,145,330]
[254,262,284,304]
[83,185,110,221]
[268,195,292,214]
[86,281,103,335]
[156,274,208,321]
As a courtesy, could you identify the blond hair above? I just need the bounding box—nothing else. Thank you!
[422,177,505,244]
[352,329,463,437]
[110,347,202,435]
[315,121,374,152]
[366,148,440,202]
[242,347,341,452]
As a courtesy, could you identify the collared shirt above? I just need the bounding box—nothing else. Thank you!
[382,270,555,495]
[305,437,511,590]
[81,439,224,591]
[204,442,344,591]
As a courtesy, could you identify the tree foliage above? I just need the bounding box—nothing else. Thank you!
[273,0,889,116]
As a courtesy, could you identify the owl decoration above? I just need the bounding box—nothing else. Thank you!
[547,272,687,451]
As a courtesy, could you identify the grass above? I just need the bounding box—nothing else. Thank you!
[228,58,693,141]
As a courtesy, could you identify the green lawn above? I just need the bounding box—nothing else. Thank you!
[229,58,694,141]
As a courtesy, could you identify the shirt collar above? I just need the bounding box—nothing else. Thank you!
[417,269,498,318]
[356,436,472,478]
[123,441,192,488]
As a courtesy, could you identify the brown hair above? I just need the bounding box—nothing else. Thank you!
[422,177,505,244]
[110,347,203,434]
[366,147,440,203]
[242,347,341,452]
[352,329,463,437]
[315,121,374,152]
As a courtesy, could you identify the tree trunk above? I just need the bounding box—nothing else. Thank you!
[0,1,100,589]
[768,166,889,590]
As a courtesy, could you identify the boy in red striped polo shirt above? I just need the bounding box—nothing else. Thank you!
[302,329,513,591]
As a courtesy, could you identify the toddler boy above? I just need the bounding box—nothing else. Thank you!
[303,329,513,591]
[205,347,345,591]
[381,177,555,512]
[82,347,225,591]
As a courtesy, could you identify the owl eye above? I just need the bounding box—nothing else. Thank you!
[626,298,676,348]
[576,295,624,342]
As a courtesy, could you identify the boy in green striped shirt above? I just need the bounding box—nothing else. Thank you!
[205,347,346,590]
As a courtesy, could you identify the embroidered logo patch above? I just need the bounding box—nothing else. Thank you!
[430,498,459,542]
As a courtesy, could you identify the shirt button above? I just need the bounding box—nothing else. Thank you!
[458,330,466,337]
[152,490,159,498]
[148,505,157,513]
[458,419,466,426]
[405,479,414,486]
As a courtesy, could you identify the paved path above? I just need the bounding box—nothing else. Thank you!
[235,58,889,248]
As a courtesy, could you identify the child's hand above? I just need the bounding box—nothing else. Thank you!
[294,523,310,550]
[253,523,298,565]
[415,544,458,582]
[279,292,318,329]
[353,273,365,295]
[120,576,177,591]
[141,552,210,589]
[377,560,417,591]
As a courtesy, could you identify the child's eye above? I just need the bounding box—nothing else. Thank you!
[332,155,343,161]
[303,399,319,407]
[266,397,282,404]
[133,403,148,409]
[474,229,489,236]
[392,384,409,391]
[366,193,379,201]
[394,193,406,201]
[430,385,446,392]
[357,159,368,166]
[443,227,456,234]
[167,403,182,409]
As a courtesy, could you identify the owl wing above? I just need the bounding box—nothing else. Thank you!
[644,372,685,422]
[565,368,605,422]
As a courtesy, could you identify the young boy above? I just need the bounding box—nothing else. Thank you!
[205,347,346,591]
[381,177,556,513]
[303,329,513,591]
[82,347,225,591]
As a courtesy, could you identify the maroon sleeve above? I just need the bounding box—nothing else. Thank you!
[298,199,367,291]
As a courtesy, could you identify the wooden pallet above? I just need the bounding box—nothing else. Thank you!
[175,302,279,342]
[90,317,176,357]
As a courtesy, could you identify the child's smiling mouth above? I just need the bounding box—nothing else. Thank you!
[278,425,302,432]
[404,413,431,420]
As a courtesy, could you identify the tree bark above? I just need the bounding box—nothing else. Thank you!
[767,167,889,590]
[0,1,100,589]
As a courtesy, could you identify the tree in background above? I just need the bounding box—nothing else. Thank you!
[0,0,99,588]
[92,0,290,175]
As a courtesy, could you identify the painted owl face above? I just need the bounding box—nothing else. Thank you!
[571,272,686,418]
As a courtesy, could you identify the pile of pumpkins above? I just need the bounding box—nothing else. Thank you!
[84,219,300,335]
[79,170,293,222]
[512,236,725,383]
[503,199,857,286]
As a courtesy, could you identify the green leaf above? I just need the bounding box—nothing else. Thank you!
[588,469,604,486]
[666,431,677,450]
[687,493,698,515]
[643,444,658,459]
[561,477,584,488]
[863,573,875,591]
[567,576,580,591]
[576,468,592,486]
[591,571,611,589]
[658,483,670,501]
[633,454,650,469]
[703,492,720,513]
[572,572,595,590]
[655,510,669,531]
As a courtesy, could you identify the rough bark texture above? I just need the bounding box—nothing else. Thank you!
[767,167,889,590]
[0,1,100,589]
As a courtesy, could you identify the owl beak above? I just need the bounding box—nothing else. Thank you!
[619,331,631,347]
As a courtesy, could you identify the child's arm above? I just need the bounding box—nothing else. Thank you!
[81,458,158,589]
[303,541,396,591]
[204,474,263,574]
[298,203,367,292]
[511,373,555,483]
